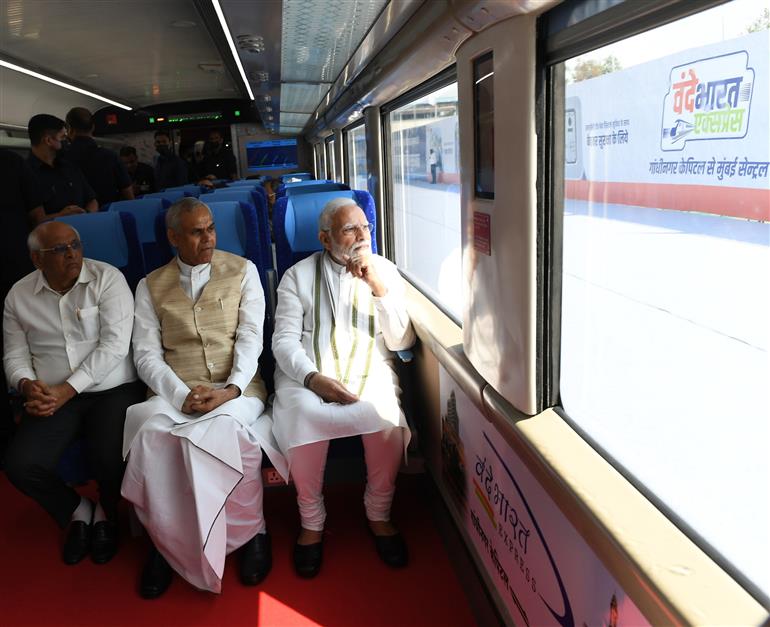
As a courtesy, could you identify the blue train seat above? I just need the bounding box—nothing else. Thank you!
[154,201,266,287]
[204,188,272,270]
[280,172,312,183]
[142,189,185,203]
[55,211,145,291]
[274,189,377,280]
[227,179,262,187]
[285,179,328,187]
[223,182,268,208]
[285,182,349,197]
[106,198,170,273]
[162,184,204,198]
[276,179,336,199]
[205,201,263,272]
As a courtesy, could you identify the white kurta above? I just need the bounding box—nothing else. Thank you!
[121,257,287,593]
[272,252,415,458]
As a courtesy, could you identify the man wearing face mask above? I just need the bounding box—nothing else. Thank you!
[119,146,156,195]
[26,115,98,225]
[272,197,415,578]
[65,107,133,206]
[152,130,188,190]
[200,130,237,181]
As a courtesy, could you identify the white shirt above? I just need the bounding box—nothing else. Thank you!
[132,256,265,411]
[271,252,415,454]
[272,252,415,386]
[3,259,137,393]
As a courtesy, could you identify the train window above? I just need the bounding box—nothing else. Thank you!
[474,51,494,199]
[387,82,462,319]
[316,143,327,180]
[346,123,368,191]
[556,0,769,599]
[327,138,336,181]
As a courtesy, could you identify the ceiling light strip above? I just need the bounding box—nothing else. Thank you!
[210,0,255,100]
[0,58,132,111]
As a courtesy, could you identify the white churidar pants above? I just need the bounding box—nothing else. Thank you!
[288,427,404,531]
[121,394,287,594]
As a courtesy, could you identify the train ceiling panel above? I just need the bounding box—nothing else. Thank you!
[0,0,240,108]
[276,0,387,134]
[278,111,311,128]
[280,0,387,83]
[221,0,394,136]
[280,83,330,114]
[1,0,423,135]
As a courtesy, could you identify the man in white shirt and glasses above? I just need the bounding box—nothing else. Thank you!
[121,197,286,599]
[272,197,415,578]
[3,221,142,566]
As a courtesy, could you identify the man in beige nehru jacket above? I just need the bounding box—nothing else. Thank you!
[121,198,286,598]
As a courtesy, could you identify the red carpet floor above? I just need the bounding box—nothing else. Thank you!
[0,472,477,627]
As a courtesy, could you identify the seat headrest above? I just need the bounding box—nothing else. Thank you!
[107,198,165,242]
[286,190,357,252]
[144,189,185,202]
[205,201,246,256]
[284,179,328,188]
[55,212,129,267]
[206,189,253,203]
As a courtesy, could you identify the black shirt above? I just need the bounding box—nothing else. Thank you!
[0,149,40,289]
[131,161,157,195]
[200,148,237,180]
[154,153,189,190]
[67,136,132,206]
[27,152,96,215]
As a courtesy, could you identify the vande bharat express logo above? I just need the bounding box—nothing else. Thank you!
[661,50,754,151]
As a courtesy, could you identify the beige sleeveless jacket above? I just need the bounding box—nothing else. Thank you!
[146,250,266,400]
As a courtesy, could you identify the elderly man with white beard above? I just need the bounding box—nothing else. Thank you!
[272,197,415,578]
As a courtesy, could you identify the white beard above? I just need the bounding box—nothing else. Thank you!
[333,239,370,263]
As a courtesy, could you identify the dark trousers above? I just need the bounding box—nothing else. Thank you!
[0,368,16,464]
[4,380,145,528]
[430,164,437,183]
[0,284,18,461]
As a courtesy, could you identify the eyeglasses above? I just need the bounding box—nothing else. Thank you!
[340,223,374,236]
[38,240,82,255]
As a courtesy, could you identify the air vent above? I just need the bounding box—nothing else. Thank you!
[249,71,269,82]
[198,63,225,74]
[237,34,265,53]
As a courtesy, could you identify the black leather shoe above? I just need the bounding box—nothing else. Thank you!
[371,531,408,568]
[90,520,119,564]
[239,533,272,585]
[62,521,91,565]
[293,541,323,578]
[140,548,173,599]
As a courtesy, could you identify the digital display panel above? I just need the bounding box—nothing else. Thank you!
[246,139,298,170]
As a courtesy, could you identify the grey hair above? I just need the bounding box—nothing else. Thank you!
[165,197,212,232]
[318,197,360,232]
[27,222,81,252]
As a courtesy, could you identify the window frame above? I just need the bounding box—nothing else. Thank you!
[380,66,462,325]
[473,50,495,200]
[343,118,366,189]
[315,142,327,180]
[325,135,336,182]
[540,0,766,607]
